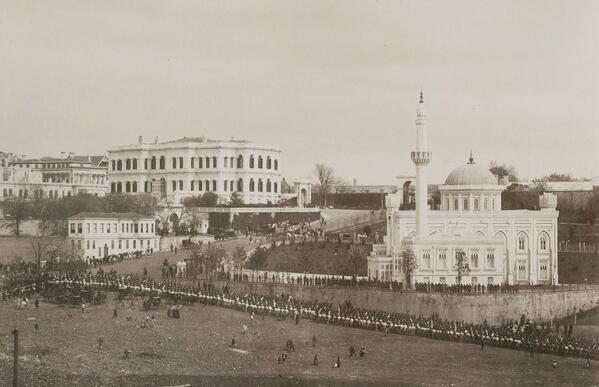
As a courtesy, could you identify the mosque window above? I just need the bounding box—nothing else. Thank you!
[179,157,184,168]
[483,199,488,210]
[471,277,478,284]
[518,235,526,251]
[539,263,548,280]
[249,155,255,168]
[422,250,431,269]
[463,198,469,210]
[438,251,447,268]
[454,198,459,210]
[540,235,548,251]
[470,251,479,269]
[474,199,479,211]
[249,179,255,192]
[172,157,177,169]
[486,250,495,268]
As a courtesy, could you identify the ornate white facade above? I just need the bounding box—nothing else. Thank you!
[107,136,282,205]
[368,94,559,286]
[0,155,108,201]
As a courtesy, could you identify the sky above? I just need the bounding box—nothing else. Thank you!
[1,0,598,184]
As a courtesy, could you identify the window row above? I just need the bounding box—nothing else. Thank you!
[445,196,497,211]
[111,179,280,194]
[420,249,495,270]
[516,233,550,252]
[71,238,158,252]
[110,155,279,171]
[69,222,154,235]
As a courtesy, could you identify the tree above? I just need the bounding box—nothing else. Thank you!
[401,249,418,289]
[454,249,470,284]
[228,192,245,207]
[182,192,219,208]
[543,173,575,182]
[298,253,313,275]
[313,163,336,207]
[489,161,518,182]
[348,244,366,277]
[584,188,599,224]
[1,197,31,236]
[247,247,268,269]
[530,178,549,194]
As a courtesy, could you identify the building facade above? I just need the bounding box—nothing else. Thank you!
[107,136,282,205]
[67,212,160,260]
[0,154,108,201]
[368,94,559,286]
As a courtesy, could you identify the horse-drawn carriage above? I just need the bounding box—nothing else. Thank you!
[142,293,162,310]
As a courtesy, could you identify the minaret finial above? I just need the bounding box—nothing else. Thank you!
[468,150,474,164]
[419,90,424,104]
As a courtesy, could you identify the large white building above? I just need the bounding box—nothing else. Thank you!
[0,154,108,201]
[67,212,160,260]
[107,136,283,205]
[368,94,559,286]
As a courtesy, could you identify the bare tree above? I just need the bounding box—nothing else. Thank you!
[401,249,418,289]
[314,163,336,207]
[1,197,30,236]
[454,249,470,284]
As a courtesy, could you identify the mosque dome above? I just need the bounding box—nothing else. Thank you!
[444,156,498,186]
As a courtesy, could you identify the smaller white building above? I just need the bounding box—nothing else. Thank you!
[67,212,160,260]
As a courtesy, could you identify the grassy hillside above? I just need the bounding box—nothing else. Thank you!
[248,242,371,276]
[558,252,599,284]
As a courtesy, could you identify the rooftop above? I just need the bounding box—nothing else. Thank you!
[69,212,152,220]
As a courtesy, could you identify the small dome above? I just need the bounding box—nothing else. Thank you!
[444,160,498,186]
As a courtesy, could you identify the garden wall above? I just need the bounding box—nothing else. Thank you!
[206,280,599,326]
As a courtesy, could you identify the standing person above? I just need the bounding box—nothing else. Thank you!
[81,302,86,313]
[34,298,39,309]
[113,307,118,318]
[242,324,247,335]
[359,347,365,358]
[334,355,341,368]
[231,335,236,348]
[175,246,178,255]
[312,335,317,347]
[313,354,318,366]
[480,338,485,351]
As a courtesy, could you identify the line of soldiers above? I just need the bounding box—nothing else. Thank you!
[39,271,599,362]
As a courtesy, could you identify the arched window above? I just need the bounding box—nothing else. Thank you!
[470,251,479,268]
[132,181,137,192]
[179,180,183,190]
[111,160,116,170]
[159,156,165,169]
[224,158,228,168]
[517,234,527,251]
[212,157,217,168]
[172,181,177,191]
[266,179,271,192]
[486,250,495,268]
[199,157,203,168]
[230,181,234,191]
[266,156,271,169]
[237,155,243,168]
[249,155,255,168]
[132,158,137,169]
[205,157,210,168]
[179,157,184,168]
[205,180,210,191]
[117,182,122,192]
[212,180,216,191]
[151,156,156,169]
[111,182,116,193]
[474,199,479,211]
[126,159,131,170]
[422,250,431,268]
[172,157,177,169]
[274,182,278,193]
[463,198,469,210]
[258,156,263,169]
[539,234,548,251]
[258,179,263,192]
[483,199,488,210]
[454,198,459,210]
[237,179,243,192]
[223,180,228,191]
[230,157,234,168]
[198,180,203,191]
[249,179,255,192]
[274,159,278,170]
[144,158,149,169]
[117,160,122,170]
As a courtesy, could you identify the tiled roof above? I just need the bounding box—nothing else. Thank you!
[68,212,151,220]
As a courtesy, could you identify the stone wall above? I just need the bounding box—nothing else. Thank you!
[205,280,599,326]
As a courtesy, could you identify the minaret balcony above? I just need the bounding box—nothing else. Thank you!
[410,151,432,165]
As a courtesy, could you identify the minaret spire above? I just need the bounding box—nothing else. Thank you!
[469,150,474,164]
[410,91,432,238]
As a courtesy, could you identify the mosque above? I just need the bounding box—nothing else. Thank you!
[367,93,559,286]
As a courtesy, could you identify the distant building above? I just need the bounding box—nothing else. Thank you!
[0,154,108,201]
[368,94,559,286]
[67,212,160,260]
[107,136,283,205]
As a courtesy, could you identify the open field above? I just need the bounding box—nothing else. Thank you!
[0,236,67,266]
[1,295,598,386]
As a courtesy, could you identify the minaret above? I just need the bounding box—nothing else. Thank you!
[410,91,432,237]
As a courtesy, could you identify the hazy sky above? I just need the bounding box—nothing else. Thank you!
[1,0,598,184]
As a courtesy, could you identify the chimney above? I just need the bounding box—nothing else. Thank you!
[138,135,143,145]
[154,136,158,144]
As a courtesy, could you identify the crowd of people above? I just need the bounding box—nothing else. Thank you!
[414,282,521,294]
[31,270,598,362]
